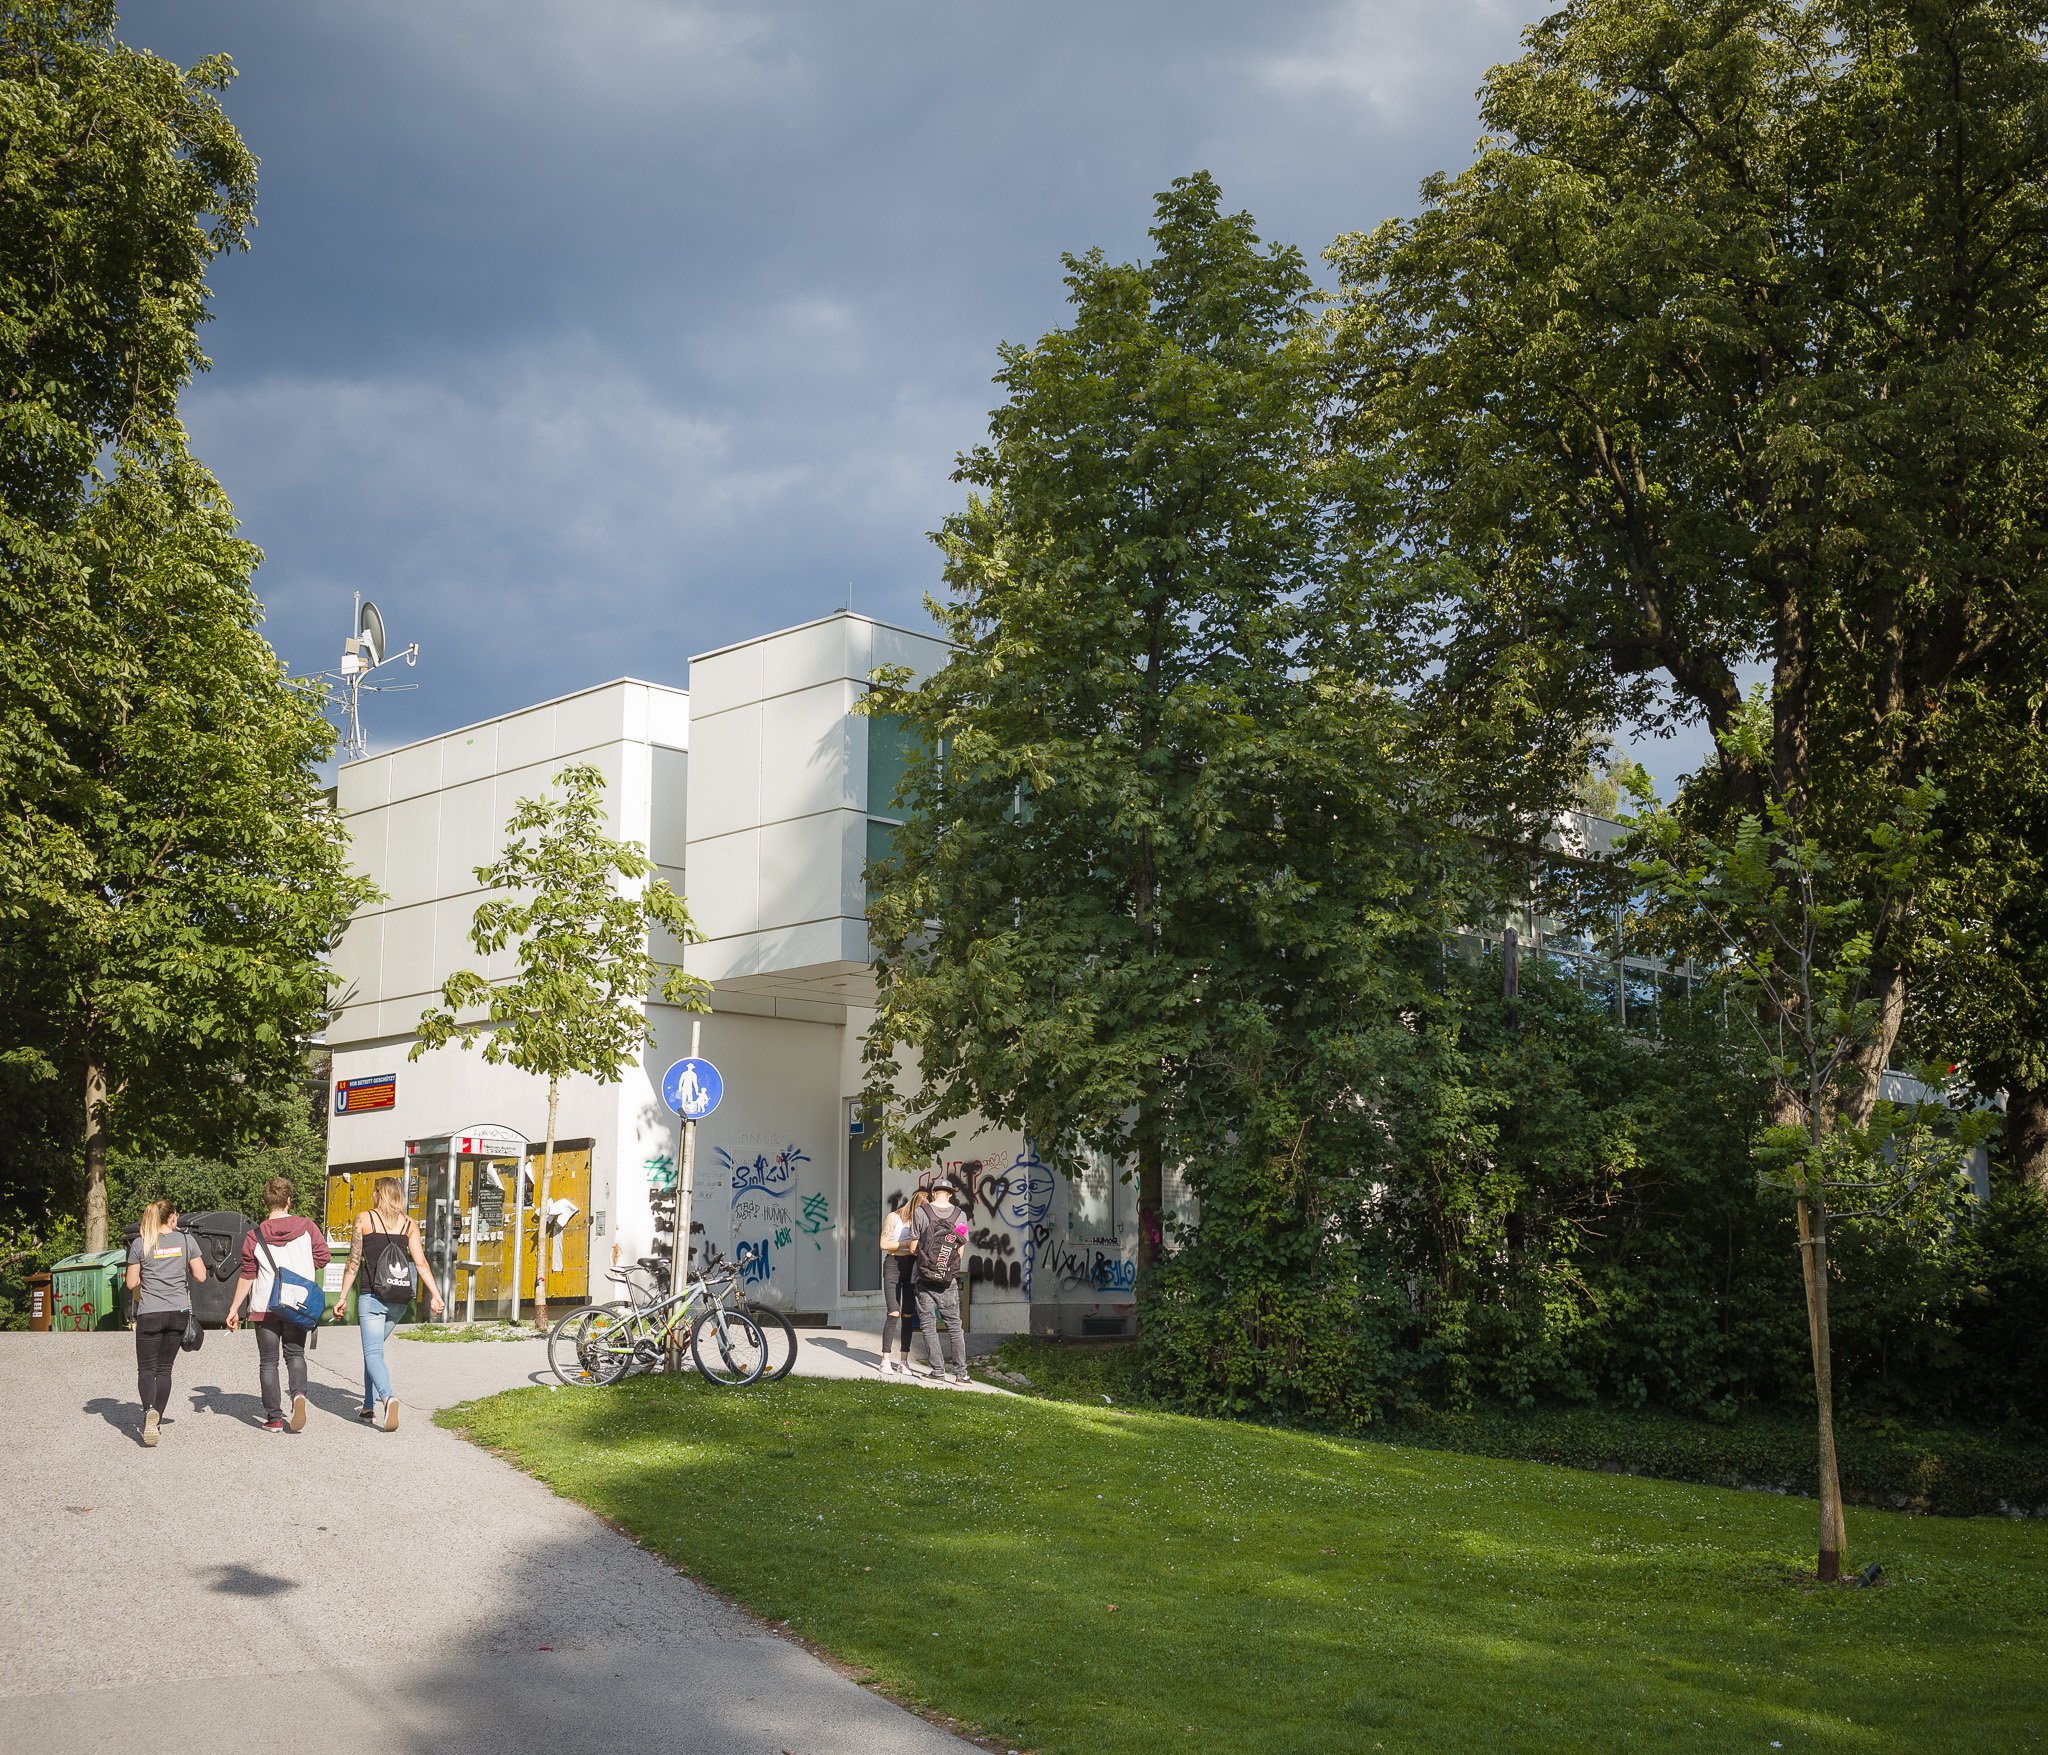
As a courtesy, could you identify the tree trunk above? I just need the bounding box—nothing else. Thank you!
[1796,1189,1847,1582]
[83,1059,110,1253]
[1842,959,1907,1129]
[1137,1127,1163,1277]
[533,1076,560,1330]
[2004,1080,2048,1194]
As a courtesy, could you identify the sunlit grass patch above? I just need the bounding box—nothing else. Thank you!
[444,1376,2048,1755]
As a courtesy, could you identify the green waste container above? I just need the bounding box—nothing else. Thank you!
[322,1258,358,1326]
[50,1249,128,1332]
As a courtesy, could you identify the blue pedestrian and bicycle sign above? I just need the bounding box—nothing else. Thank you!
[661,1056,723,1120]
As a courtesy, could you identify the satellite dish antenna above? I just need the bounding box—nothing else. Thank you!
[357,599,387,670]
[326,592,421,763]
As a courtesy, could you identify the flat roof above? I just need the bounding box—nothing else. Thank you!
[688,607,955,665]
[337,676,687,772]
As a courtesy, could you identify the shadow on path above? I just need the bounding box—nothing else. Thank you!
[807,1335,881,1370]
[196,1562,298,1598]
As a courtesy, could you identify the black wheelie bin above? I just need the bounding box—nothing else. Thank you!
[180,1210,252,1328]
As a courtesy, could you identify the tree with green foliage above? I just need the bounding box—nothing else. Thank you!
[1329,0,2048,1119]
[1,0,256,917]
[107,1075,328,1236]
[863,174,1461,1300]
[0,5,360,1249]
[6,448,373,1252]
[1628,718,1990,1582]
[1906,697,2048,1189]
[413,763,709,1325]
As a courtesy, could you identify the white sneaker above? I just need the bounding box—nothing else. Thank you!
[876,1359,896,1375]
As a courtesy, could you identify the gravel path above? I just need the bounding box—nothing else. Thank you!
[0,1329,976,1754]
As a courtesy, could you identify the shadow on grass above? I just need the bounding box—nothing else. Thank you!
[446,1375,2048,1755]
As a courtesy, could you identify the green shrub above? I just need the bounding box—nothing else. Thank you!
[0,1214,81,1330]
[1379,1403,2048,1520]
[1136,1259,1410,1428]
[999,1337,2048,1519]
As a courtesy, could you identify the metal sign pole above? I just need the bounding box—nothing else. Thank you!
[508,1144,526,1327]
[676,1019,701,1285]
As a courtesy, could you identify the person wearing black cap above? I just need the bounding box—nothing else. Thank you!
[910,1178,971,1384]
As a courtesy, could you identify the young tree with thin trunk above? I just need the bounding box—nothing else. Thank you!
[1629,715,1988,1582]
[413,763,707,1326]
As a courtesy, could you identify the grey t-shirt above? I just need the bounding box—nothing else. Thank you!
[125,1229,200,1316]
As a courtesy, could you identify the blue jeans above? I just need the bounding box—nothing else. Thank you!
[357,1291,403,1409]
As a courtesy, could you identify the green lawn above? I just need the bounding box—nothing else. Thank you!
[446,1377,2048,1754]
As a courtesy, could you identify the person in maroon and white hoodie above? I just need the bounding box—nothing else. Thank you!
[224,1175,331,1432]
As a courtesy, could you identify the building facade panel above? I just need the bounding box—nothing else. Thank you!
[324,620,1151,1335]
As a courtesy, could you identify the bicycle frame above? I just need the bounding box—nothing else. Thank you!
[586,1263,749,1375]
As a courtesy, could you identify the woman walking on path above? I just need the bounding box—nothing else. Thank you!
[877,1190,925,1376]
[124,1202,206,1447]
[224,1176,330,1433]
[332,1177,443,1430]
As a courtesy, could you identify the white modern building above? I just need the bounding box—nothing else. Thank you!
[324,612,1142,1336]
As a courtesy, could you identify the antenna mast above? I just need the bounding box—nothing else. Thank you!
[320,593,420,762]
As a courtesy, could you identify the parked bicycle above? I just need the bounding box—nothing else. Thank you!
[545,1244,775,1388]
[546,1239,798,1386]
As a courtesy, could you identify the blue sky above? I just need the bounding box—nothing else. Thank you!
[121,1,1712,789]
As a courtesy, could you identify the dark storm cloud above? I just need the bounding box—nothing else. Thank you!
[119,1,1606,762]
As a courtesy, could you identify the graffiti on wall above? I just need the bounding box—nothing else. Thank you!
[1033,1228,1136,1294]
[719,1143,813,1290]
[724,1143,809,1199]
[893,1139,1136,1303]
[799,1189,832,1248]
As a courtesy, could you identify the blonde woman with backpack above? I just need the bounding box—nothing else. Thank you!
[333,1176,444,1431]
[123,1201,207,1447]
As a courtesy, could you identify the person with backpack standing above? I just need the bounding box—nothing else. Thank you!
[911,1178,971,1385]
[223,1176,330,1432]
[331,1176,443,1430]
[123,1201,207,1447]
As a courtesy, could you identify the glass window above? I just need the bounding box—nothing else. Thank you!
[1625,967,1661,1034]
[846,1132,882,1292]
[867,711,917,819]
[864,818,897,880]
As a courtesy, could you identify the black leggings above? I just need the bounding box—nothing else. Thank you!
[882,1254,918,1355]
[135,1311,185,1414]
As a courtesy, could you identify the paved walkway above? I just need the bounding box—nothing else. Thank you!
[0,1327,977,1754]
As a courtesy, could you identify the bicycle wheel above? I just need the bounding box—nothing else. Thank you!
[547,1303,627,1387]
[689,1306,767,1386]
[590,1309,652,1386]
[743,1300,799,1382]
